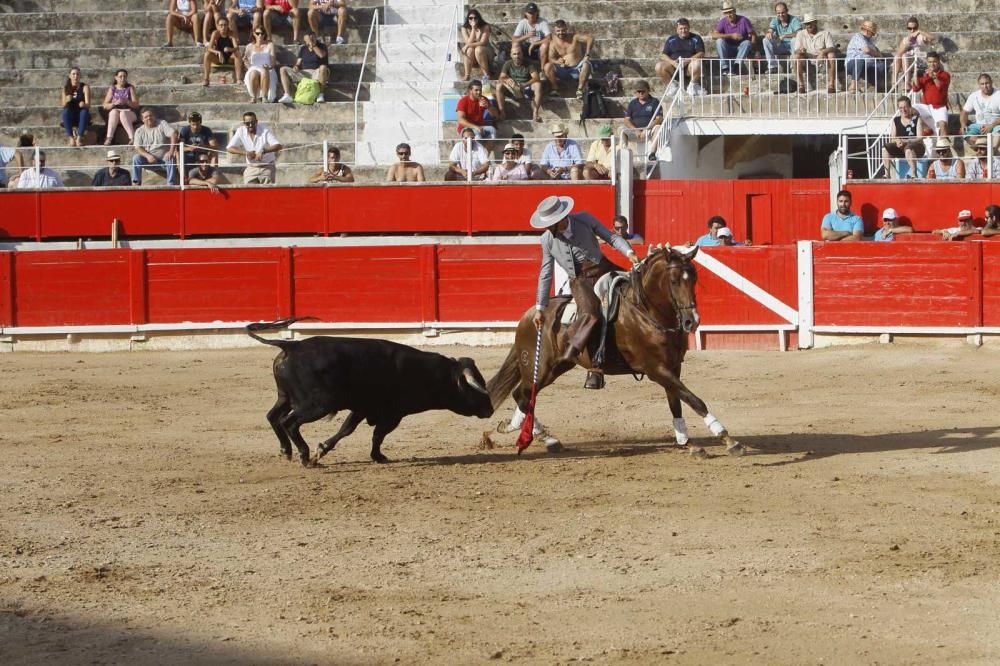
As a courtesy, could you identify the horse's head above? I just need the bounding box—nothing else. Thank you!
[639,245,700,333]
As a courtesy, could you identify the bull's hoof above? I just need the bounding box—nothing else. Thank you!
[299,456,312,467]
[307,455,324,468]
[688,446,708,459]
[371,453,390,464]
[726,442,746,457]
[280,449,293,461]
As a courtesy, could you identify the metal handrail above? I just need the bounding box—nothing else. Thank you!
[839,61,916,180]
[616,67,682,179]
[436,2,461,145]
[353,10,380,150]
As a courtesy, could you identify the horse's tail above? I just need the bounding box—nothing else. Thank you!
[486,345,521,411]
[246,316,317,348]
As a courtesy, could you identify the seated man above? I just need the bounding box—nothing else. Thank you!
[583,124,614,180]
[179,111,219,168]
[279,32,329,103]
[624,80,664,159]
[186,154,222,193]
[540,122,584,180]
[263,0,300,43]
[445,127,491,181]
[933,209,979,240]
[543,19,593,98]
[132,107,178,185]
[960,73,1000,143]
[793,14,837,93]
[227,0,263,37]
[845,20,886,92]
[981,204,1000,237]
[927,137,965,179]
[226,111,282,184]
[456,80,497,140]
[512,2,550,69]
[762,2,801,74]
[712,1,756,75]
[881,96,926,179]
[694,215,728,246]
[967,137,1000,179]
[496,44,544,122]
[821,190,863,241]
[310,145,354,183]
[91,150,132,187]
[613,215,640,242]
[491,143,530,181]
[385,142,425,182]
[16,151,64,189]
[872,208,912,241]
[717,226,751,246]
[655,17,706,96]
[307,0,347,45]
[910,51,949,135]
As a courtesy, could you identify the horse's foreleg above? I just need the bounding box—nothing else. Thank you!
[666,392,690,447]
[653,369,743,457]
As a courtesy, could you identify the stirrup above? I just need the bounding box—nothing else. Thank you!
[584,370,605,390]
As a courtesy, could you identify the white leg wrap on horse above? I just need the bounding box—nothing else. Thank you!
[508,406,525,429]
[703,413,726,436]
[532,416,545,436]
[672,417,690,445]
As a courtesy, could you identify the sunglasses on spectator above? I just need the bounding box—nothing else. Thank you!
[254,31,265,36]
[614,226,626,232]
[397,151,410,157]
[906,25,918,30]
[243,119,255,125]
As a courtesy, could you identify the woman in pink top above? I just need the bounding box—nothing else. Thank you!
[101,69,139,145]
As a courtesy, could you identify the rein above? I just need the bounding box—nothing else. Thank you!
[625,251,694,335]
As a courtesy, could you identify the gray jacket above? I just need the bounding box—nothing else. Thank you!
[536,211,635,307]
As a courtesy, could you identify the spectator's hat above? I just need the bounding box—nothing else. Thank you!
[717,227,733,238]
[934,137,951,150]
[958,209,973,221]
[105,150,121,161]
[802,13,816,24]
[721,0,736,14]
[597,124,613,138]
[530,195,575,229]
[524,2,539,13]
[502,143,518,153]
[882,208,897,220]
[550,122,569,136]
[860,20,877,34]
[188,111,202,121]
[974,136,989,148]
[635,80,651,92]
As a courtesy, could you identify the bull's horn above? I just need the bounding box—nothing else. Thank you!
[462,368,488,395]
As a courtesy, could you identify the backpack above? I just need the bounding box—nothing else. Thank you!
[604,71,621,96]
[580,80,607,121]
[293,77,322,105]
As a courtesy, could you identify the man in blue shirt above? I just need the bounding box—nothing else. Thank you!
[821,190,864,241]
[762,3,802,73]
[540,122,584,180]
[872,208,912,241]
[655,18,706,96]
[694,215,728,246]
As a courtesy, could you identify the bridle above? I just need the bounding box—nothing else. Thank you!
[626,250,696,335]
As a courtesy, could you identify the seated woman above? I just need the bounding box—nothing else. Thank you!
[165,0,203,47]
[244,28,278,102]
[927,137,966,179]
[61,67,91,147]
[101,69,139,145]
[203,17,243,86]
[894,16,934,80]
[459,9,495,80]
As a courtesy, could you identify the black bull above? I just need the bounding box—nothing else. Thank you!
[248,318,494,465]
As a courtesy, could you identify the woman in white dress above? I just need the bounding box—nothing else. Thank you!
[243,29,277,102]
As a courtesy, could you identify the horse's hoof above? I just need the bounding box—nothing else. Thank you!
[726,442,745,457]
[496,419,516,435]
[540,435,563,453]
[688,446,708,459]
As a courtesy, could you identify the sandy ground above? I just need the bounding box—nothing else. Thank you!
[2,340,1000,665]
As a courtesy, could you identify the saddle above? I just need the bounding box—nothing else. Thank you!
[557,270,631,326]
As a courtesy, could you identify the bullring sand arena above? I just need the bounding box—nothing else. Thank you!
[2,341,1000,665]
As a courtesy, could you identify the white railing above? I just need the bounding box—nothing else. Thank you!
[435,2,461,145]
[439,136,614,184]
[838,61,916,179]
[615,67,681,179]
[353,9,380,150]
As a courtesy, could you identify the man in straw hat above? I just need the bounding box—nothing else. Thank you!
[845,19,886,92]
[792,13,837,93]
[531,195,640,389]
[711,0,757,76]
[540,121,585,180]
[91,149,132,187]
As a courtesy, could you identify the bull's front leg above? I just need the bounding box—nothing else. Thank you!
[369,418,401,464]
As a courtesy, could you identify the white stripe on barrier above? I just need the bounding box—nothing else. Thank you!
[693,251,798,324]
[797,240,815,349]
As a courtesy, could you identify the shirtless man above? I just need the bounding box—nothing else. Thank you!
[543,19,593,98]
[385,142,426,182]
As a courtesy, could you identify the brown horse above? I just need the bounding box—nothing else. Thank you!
[486,245,744,458]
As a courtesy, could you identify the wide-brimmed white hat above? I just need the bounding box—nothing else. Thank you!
[802,13,816,24]
[530,195,574,229]
[934,137,951,150]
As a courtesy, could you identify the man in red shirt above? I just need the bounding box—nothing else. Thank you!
[456,80,498,139]
[911,51,949,135]
[263,0,300,43]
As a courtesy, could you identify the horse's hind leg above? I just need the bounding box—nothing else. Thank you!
[652,367,743,457]
[501,327,574,452]
[266,393,295,460]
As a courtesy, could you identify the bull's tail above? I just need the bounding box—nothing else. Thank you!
[246,317,317,348]
[486,345,521,411]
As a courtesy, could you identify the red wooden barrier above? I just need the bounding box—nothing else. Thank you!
[844,182,1000,233]
[696,246,797,326]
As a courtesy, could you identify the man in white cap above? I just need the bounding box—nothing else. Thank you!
[91,149,132,187]
[531,195,640,389]
[933,209,979,241]
[873,208,912,241]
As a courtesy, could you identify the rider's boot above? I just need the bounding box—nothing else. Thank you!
[561,314,598,362]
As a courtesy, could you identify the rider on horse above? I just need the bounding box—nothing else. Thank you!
[531,195,640,390]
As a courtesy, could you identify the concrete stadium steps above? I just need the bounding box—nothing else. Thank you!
[0,7,382,31]
[6,0,383,15]
[0,83,369,107]
[0,65,373,89]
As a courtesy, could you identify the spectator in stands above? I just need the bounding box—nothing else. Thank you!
[872,208,912,241]
[793,14,837,94]
[544,19,593,99]
[102,69,139,146]
[202,0,225,44]
[16,152,64,189]
[279,32,328,103]
[845,20,886,93]
[0,142,15,188]
[497,44,544,122]
[310,145,354,183]
[8,134,35,185]
[179,111,219,174]
[512,2,550,70]
[459,9,494,81]
[910,52,949,136]
[624,80,663,160]
[227,111,282,183]
[165,0,203,48]
[881,96,926,179]
[456,80,497,140]
[613,215,639,241]
[510,132,544,180]
[308,0,347,45]
[132,107,179,186]
[821,190,863,241]
[927,137,965,179]
[91,150,132,187]
[540,122,584,180]
[967,137,1000,179]
[491,143,530,181]
[655,18,706,97]
[960,74,1000,143]
[583,124,614,180]
[933,209,979,240]
[981,204,1000,237]
[186,154,221,192]
[244,28,278,103]
[445,127,491,181]
[694,216,728,246]
[61,67,91,147]
[263,0,300,43]
[227,0,263,39]
[894,16,935,80]
[203,17,243,86]
[762,3,801,74]
[717,226,751,246]
[385,142,425,182]
[711,1,757,76]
